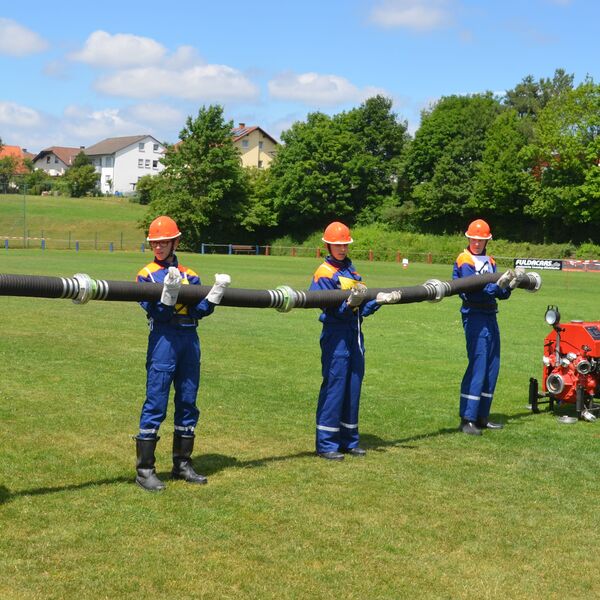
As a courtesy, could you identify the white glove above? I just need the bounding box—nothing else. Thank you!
[347,283,368,308]
[206,273,231,305]
[161,266,182,306]
[513,267,527,289]
[497,269,516,290]
[376,290,402,305]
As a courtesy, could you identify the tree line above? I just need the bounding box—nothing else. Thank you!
[144,68,600,250]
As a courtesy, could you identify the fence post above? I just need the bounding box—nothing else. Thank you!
[369,249,373,261]
[41,239,45,250]
[265,245,270,256]
[76,241,80,252]
[427,253,432,264]
[316,247,321,258]
[255,244,259,255]
[228,244,233,255]
[291,247,296,257]
[4,239,8,250]
[201,243,205,255]
[109,242,114,252]
[396,251,401,263]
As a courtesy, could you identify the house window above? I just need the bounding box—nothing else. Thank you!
[104,156,113,167]
[242,140,249,149]
[105,175,111,183]
[153,143,159,152]
[258,160,263,169]
[138,159,143,168]
[145,159,150,169]
[139,142,145,152]
[152,160,158,169]
[258,141,264,150]
[54,157,59,163]
[46,156,51,163]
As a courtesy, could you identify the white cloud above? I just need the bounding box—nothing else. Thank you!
[127,103,184,126]
[0,18,48,56]
[0,102,42,127]
[95,64,259,101]
[70,30,167,68]
[268,71,387,106]
[62,105,143,140]
[369,0,453,31]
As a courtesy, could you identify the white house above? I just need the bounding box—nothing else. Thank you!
[84,135,165,194]
[32,146,83,176]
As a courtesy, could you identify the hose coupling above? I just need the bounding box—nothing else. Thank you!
[275,285,297,312]
[72,273,96,304]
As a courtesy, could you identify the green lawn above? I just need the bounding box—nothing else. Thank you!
[1,250,599,598]
[0,194,146,250]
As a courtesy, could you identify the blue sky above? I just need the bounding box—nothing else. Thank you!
[0,0,596,153]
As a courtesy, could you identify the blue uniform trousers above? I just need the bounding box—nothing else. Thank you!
[139,324,200,439]
[460,312,500,422]
[316,324,365,453]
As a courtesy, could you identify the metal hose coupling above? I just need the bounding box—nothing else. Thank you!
[275,285,297,312]
[72,273,96,304]
[423,279,448,303]
[523,271,542,292]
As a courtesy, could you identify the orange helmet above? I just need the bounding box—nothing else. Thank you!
[465,219,492,240]
[147,216,182,242]
[322,221,353,245]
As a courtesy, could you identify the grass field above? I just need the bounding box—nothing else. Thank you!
[0,194,146,251]
[1,250,600,599]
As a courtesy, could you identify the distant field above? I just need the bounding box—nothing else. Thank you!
[2,251,600,598]
[0,194,146,250]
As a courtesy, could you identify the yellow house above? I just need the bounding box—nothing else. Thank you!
[232,123,278,169]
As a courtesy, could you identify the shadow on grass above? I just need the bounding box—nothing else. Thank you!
[0,410,545,503]
[197,450,316,476]
[0,476,132,505]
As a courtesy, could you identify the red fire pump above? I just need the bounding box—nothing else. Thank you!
[529,306,600,420]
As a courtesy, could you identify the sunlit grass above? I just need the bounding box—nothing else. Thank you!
[1,250,600,598]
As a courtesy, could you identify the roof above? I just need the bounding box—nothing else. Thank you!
[33,146,82,166]
[231,125,279,145]
[84,135,151,156]
[0,145,30,174]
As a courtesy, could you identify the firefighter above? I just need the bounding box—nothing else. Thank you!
[309,221,401,460]
[134,215,231,491]
[453,218,518,435]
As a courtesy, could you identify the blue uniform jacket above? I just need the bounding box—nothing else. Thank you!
[136,255,214,326]
[452,248,511,314]
[309,256,380,326]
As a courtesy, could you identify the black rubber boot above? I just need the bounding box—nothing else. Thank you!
[135,436,166,492]
[477,418,504,430]
[172,434,208,485]
[459,419,482,436]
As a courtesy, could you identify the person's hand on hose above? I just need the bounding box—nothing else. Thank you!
[376,290,402,305]
[161,266,182,306]
[206,273,231,305]
[347,283,367,308]
[497,269,517,290]
[512,266,527,289]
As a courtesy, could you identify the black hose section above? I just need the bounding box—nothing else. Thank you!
[0,273,78,299]
[101,280,280,308]
[0,270,539,308]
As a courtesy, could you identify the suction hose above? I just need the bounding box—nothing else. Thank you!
[0,270,541,311]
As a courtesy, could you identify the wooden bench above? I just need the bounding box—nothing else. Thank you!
[231,244,255,254]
